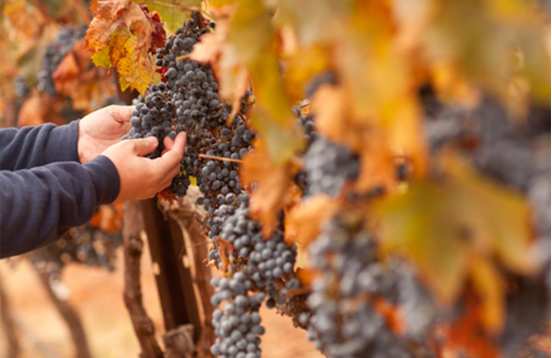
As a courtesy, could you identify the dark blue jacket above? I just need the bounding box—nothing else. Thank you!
[0,121,120,258]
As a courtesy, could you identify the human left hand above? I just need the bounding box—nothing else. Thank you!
[78,105,134,163]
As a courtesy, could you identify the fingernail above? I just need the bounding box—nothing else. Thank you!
[147,136,158,145]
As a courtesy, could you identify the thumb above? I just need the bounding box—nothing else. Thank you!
[109,105,135,124]
[128,136,159,156]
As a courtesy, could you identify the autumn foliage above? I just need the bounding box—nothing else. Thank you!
[1,0,550,356]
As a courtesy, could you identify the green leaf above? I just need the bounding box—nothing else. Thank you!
[133,0,200,33]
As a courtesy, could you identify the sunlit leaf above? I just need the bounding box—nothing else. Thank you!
[86,0,165,93]
[373,152,536,329]
[133,0,199,33]
[273,0,352,45]
[420,0,550,111]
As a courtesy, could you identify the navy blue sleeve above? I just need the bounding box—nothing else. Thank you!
[0,121,79,170]
[0,156,120,258]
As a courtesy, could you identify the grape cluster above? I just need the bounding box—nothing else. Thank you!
[14,76,30,99]
[304,71,338,99]
[37,26,86,95]
[209,202,300,357]
[425,98,551,271]
[292,74,360,198]
[128,11,246,198]
[221,206,296,282]
[424,94,551,354]
[128,13,303,357]
[306,216,415,358]
[303,137,360,197]
[29,223,122,280]
[292,109,360,197]
[210,274,265,358]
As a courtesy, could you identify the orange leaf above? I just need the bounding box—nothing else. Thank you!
[311,85,362,149]
[85,0,164,93]
[442,300,499,358]
[53,40,116,111]
[190,10,250,117]
[18,94,49,126]
[296,267,317,287]
[240,140,297,237]
[18,93,65,126]
[284,195,338,248]
[89,204,124,234]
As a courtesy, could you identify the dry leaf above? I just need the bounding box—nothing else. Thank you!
[86,0,164,93]
[240,140,297,237]
[53,40,116,110]
[284,195,338,248]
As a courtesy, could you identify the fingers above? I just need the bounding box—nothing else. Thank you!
[128,137,158,156]
[163,136,174,153]
[160,165,180,188]
[172,132,187,156]
[152,132,186,172]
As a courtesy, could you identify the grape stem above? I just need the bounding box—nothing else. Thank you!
[198,153,243,163]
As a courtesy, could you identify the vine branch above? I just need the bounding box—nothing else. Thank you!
[122,201,164,358]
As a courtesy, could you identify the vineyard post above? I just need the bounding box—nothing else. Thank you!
[140,195,214,356]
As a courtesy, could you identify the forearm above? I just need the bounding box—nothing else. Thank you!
[0,121,79,170]
[0,156,119,258]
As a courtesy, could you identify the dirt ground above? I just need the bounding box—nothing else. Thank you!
[0,250,322,358]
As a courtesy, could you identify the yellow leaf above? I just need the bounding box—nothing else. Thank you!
[273,0,352,45]
[470,257,504,333]
[282,42,331,101]
[441,153,536,274]
[422,0,550,111]
[373,180,471,303]
[190,8,250,117]
[91,46,112,68]
[373,152,536,330]
[86,0,164,94]
[311,86,361,149]
[201,0,304,163]
[134,0,199,33]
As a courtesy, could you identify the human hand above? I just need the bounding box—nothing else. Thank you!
[102,132,186,201]
[78,105,134,163]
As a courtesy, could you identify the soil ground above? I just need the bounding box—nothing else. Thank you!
[0,249,322,358]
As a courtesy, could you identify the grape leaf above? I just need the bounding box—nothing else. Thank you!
[285,194,338,248]
[132,0,199,33]
[443,299,500,357]
[86,0,165,94]
[2,0,45,39]
[400,0,550,113]
[312,85,412,193]
[373,153,536,330]
[274,0,352,45]
[240,140,299,237]
[190,8,250,118]
[53,40,116,110]
[18,92,66,126]
[282,43,331,102]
